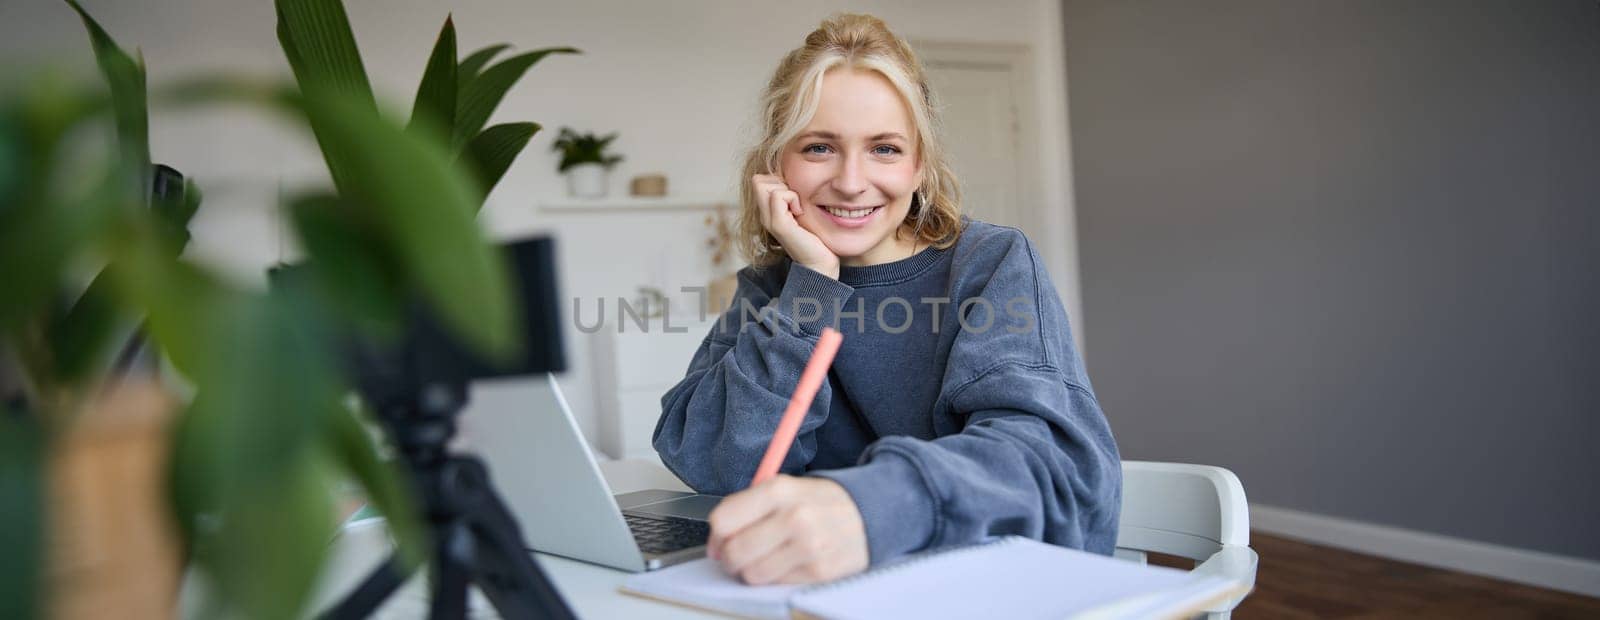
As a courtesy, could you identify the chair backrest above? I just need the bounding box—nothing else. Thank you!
[1115,461,1251,563]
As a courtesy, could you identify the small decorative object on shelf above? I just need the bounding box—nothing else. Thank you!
[629,173,668,197]
[552,127,623,198]
[704,203,739,313]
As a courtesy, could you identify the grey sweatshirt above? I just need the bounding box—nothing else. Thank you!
[653,217,1122,565]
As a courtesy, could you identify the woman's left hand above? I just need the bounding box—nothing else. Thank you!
[705,475,869,585]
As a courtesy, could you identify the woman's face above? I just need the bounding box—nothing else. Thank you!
[780,68,923,267]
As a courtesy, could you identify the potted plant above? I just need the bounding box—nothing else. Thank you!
[0,1,575,618]
[552,127,623,198]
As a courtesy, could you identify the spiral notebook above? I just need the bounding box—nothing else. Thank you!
[619,536,1246,620]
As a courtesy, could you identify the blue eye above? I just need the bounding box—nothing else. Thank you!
[873,145,902,156]
[803,143,832,154]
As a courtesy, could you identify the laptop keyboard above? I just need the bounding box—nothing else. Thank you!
[625,513,711,555]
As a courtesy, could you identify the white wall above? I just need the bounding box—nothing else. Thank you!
[2,0,1081,450]
[1064,0,1600,585]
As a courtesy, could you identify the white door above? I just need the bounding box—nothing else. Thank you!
[922,60,1025,230]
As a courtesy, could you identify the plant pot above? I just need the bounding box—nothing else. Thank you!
[48,380,180,620]
[564,163,608,198]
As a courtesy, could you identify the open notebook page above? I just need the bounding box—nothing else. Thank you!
[621,557,801,620]
[789,537,1224,619]
[622,537,1241,620]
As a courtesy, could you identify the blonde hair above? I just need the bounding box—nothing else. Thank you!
[737,13,964,269]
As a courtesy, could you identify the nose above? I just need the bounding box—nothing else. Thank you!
[829,152,868,197]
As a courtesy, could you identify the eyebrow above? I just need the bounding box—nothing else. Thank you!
[796,130,909,142]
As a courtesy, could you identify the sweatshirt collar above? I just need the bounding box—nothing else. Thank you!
[838,240,949,286]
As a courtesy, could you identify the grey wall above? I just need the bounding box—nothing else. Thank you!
[1064,0,1600,560]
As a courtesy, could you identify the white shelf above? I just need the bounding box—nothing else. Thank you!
[538,196,734,212]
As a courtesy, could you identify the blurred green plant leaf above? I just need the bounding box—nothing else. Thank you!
[455,43,509,92]
[452,46,578,149]
[171,288,338,490]
[327,401,424,569]
[0,158,122,334]
[104,227,226,379]
[408,16,457,143]
[461,121,539,208]
[46,270,129,383]
[303,95,517,360]
[276,0,375,195]
[275,9,515,363]
[182,439,338,620]
[273,0,374,107]
[151,268,346,619]
[0,410,42,620]
[287,192,403,331]
[166,396,217,562]
[0,110,20,215]
[0,65,123,334]
[64,0,151,191]
[157,75,303,109]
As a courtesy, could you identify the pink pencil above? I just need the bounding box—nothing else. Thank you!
[750,327,844,486]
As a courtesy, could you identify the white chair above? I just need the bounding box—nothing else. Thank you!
[1114,461,1259,619]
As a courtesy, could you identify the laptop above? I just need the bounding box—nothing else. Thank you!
[456,373,724,572]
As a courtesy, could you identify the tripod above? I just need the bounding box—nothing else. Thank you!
[322,382,575,620]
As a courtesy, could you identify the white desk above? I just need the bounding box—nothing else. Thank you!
[308,458,1246,619]
[311,458,716,619]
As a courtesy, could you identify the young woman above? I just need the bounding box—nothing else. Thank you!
[653,13,1121,586]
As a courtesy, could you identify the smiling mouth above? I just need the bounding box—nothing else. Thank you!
[821,205,882,219]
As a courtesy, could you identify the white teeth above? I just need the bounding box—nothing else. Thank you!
[826,206,876,219]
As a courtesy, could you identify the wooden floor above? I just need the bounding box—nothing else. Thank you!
[1148,532,1600,618]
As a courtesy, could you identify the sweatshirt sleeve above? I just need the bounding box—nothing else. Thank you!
[653,262,857,495]
[810,231,1123,564]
